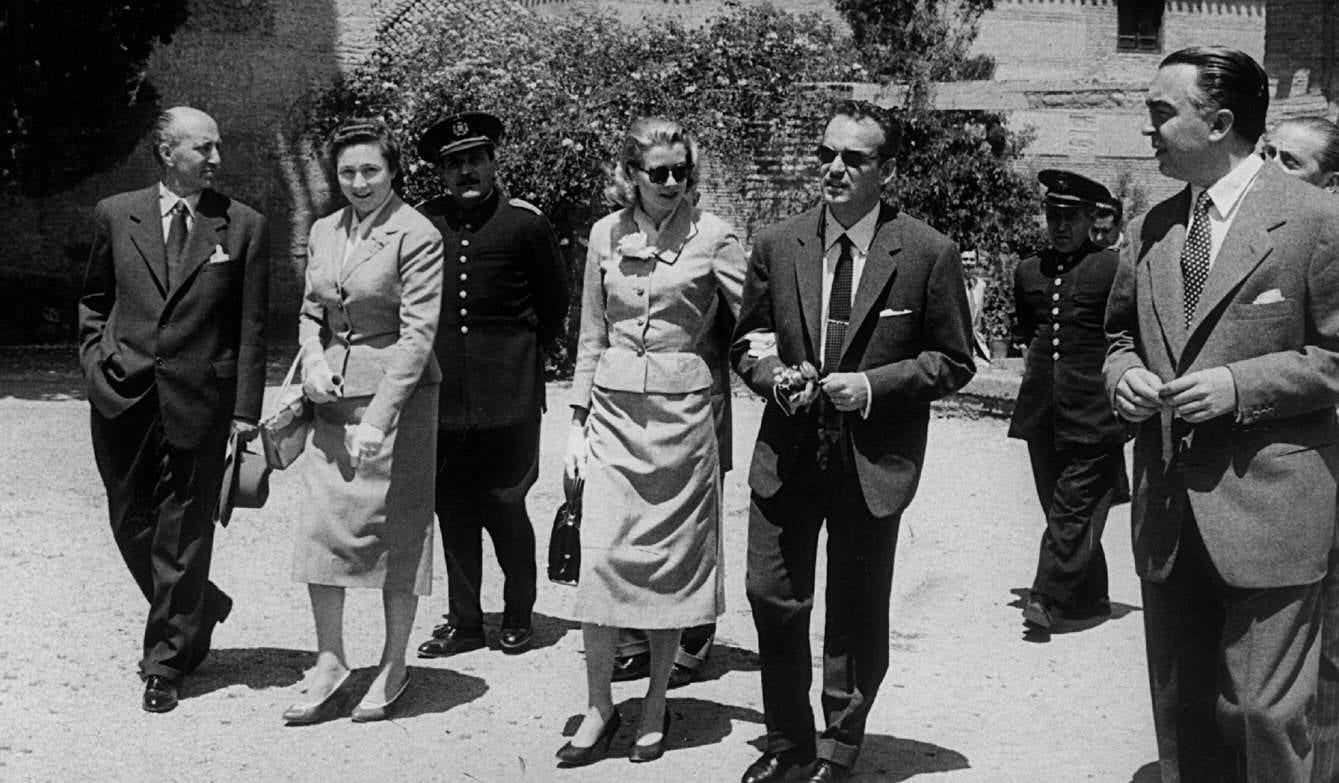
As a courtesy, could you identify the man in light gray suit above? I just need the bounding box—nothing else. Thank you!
[1105,47,1339,780]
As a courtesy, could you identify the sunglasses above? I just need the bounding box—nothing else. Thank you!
[636,162,693,185]
[816,145,879,168]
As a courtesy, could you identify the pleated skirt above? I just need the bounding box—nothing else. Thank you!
[292,384,437,595]
[570,385,724,628]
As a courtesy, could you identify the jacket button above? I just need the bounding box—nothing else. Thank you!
[460,325,469,335]
[1052,352,1059,360]
[459,308,468,317]
[459,255,467,264]
[460,239,470,247]
[459,290,467,299]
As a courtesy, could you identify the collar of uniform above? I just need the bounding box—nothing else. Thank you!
[1040,240,1098,274]
[456,187,501,225]
[822,204,879,255]
[158,182,201,219]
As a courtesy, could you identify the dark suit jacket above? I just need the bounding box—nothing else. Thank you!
[419,190,569,430]
[1104,164,1339,588]
[732,202,976,518]
[1010,242,1126,447]
[78,185,269,449]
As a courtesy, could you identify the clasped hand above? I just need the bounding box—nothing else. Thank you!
[345,422,385,470]
[303,361,342,404]
[773,364,868,413]
[1115,366,1237,424]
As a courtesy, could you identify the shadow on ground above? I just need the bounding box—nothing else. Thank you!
[1007,587,1142,643]
[1131,761,1161,782]
[183,646,489,718]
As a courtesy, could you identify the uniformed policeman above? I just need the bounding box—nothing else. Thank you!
[1010,169,1128,631]
[413,112,570,657]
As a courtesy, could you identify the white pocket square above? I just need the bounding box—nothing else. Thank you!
[207,245,232,264]
[879,308,912,317]
[1251,289,1284,305]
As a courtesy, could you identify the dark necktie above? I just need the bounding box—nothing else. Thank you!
[1180,190,1213,327]
[166,201,189,287]
[823,234,854,373]
[817,234,854,472]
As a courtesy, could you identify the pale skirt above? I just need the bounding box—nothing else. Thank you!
[292,384,437,595]
[571,385,724,628]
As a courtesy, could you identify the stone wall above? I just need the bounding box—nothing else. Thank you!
[525,0,844,27]
[1264,0,1337,114]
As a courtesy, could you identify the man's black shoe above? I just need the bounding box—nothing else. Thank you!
[803,760,851,782]
[612,651,650,682]
[142,675,179,713]
[418,624,485,658]
[741,750,813,783]
[499,624,533,654]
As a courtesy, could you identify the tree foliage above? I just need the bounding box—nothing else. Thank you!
[305,4,866,243]
[1,1,188,196]
[835,0,995,87]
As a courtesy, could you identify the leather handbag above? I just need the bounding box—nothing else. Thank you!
[259,353,311,470]
[547,474,583,586]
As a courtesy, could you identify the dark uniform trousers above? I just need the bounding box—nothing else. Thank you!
[746,434,900,769]
[435,419,540,631]
[1144,509,1322,783]
[1026,441,1122,611]
[90,392,231,681]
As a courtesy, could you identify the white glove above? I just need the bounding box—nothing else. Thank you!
[345,422,385,470]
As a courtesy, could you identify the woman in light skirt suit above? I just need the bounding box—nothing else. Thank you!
[557,117,746,765]
[282,119,443,725]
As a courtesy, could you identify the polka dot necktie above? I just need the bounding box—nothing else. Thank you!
[1180,190,1213,327]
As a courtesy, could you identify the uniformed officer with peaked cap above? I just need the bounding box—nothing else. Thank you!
[414,111,570,657]
[1010,168,1129,631]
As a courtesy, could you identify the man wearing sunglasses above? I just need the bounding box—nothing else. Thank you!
[413,112,570,659]
[731,100,976,783]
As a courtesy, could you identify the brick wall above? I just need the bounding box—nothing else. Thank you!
[527,0,845,28]
[973,0,1265,83]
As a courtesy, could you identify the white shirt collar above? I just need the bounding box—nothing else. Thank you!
[824,204,880,255]
[1194,154,1264,221]
[158,183,200,218]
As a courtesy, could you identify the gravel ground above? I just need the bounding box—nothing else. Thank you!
[0,356,1157,782]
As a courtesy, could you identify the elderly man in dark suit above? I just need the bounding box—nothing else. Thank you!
[1105,47,1339,780]
[732,100,975,783]
[414,112,569,658]
[1011,169,1127,631]
[78,106,268,712]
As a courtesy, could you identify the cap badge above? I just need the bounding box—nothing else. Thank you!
[453,121,470,137]
[1055,175,1068,191]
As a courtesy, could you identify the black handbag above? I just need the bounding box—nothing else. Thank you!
[547,474,583,586]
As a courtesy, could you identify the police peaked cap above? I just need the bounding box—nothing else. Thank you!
[1038,169,1112,208]
[417,112,505,163]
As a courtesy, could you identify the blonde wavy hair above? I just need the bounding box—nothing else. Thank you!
[604,116,700,209]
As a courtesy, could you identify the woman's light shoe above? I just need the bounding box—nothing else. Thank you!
[350,673,410,722]
[282,670,352,725]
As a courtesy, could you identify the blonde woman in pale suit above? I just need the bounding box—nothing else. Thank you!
[557,117,746,765]
[282,120,443,725]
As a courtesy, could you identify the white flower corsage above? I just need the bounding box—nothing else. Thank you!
[616,231,658,260]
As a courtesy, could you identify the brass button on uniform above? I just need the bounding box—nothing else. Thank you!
[460,325,469,335]
[459,272,468,282]
[459,290,467,299]
[458,255,467,264]
[1051,337,1060,346]
[460,239,470,247]
[1051,307,1059,316]
[459,308,468,317]
[1052,352,1060,360]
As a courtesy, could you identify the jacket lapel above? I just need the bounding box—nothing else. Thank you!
[127,186,168,297]
[341,195,404,282]
[843,203,900,359]
[793,209,824,361]
[1147,188,1191,361]
[169,189,229,296]
[1186,167,1282,343]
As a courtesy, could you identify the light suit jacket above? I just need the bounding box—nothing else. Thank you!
[1103,164,1339,588]
[299,195,443,433]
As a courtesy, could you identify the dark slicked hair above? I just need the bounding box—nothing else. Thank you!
[325,118,402,179]
[1277,116,1339,175]
[1160,46,1270,144]
[828,100,901,161]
